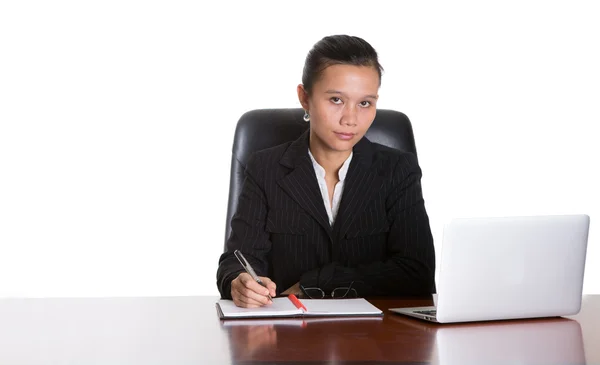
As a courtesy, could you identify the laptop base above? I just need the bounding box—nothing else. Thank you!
[390,306,439,323]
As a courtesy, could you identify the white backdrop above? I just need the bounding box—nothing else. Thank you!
[1,1,598,297]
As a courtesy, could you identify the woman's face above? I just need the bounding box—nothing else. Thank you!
[299,64,379,155]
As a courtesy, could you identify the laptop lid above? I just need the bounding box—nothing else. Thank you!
[436,214,589,323]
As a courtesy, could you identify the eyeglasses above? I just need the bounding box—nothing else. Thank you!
[300,281,358,299]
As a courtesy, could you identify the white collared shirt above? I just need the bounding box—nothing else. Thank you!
[307,149,353,226]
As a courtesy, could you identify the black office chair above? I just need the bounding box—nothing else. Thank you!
[224,108,418,249]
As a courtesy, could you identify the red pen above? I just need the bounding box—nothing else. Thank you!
[288,294,307,311]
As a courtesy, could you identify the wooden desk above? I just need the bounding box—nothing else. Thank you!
[0,295,597,364]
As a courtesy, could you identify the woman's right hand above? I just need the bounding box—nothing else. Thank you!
[231,273,277,308]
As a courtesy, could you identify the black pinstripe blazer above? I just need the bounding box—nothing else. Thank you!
[217,130,435,298]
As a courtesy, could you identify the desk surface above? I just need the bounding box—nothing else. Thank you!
[0,295,598,364]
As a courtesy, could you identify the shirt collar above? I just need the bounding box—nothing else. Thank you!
[307,149,353,181]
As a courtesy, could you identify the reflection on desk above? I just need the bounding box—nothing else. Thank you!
[437,319,584,365]
[391,315,585,365]
[0,295,597,364]
[222,316,387,363]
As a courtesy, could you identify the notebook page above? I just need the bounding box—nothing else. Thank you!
[302,298,382,316]
[217,297,301,318]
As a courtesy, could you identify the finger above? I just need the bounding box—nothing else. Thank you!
[231,275,266,307]
[240,276,272,297]
[259,276,277,297]
[232,280,271,306]
[233,289,268,308]
[233,273,272,304]
[236,272,253,283]
[232,273,269,298]
[236,284,272,305]
[231,285,265,307]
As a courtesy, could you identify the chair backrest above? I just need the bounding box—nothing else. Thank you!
[224,108,417,248]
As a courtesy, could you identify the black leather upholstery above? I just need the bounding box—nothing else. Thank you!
[224,108,417,248]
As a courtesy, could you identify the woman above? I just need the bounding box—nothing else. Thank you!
[217,35,435,308]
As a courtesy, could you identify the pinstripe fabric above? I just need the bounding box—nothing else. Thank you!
[217,130,435,299]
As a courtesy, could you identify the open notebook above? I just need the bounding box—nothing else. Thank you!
[216,296,383,319]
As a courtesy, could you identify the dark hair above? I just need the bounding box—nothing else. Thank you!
[302,35,383,94]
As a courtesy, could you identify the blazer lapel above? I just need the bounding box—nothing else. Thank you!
[277,131,332,236]
[333,137,385,242]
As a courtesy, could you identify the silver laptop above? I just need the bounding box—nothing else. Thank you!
[390,214,590,323]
